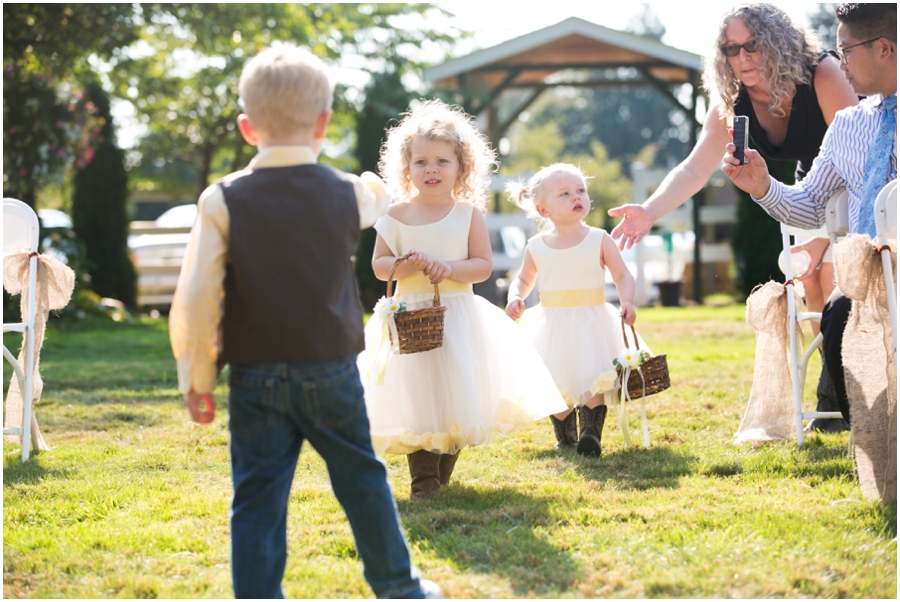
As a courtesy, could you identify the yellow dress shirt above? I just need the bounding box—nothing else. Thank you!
[168,146,390,395]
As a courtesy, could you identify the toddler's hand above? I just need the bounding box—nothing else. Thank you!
[619,301,636,326]
[425,260,452,284]
[186,390,216,424]
[506,298,525,321]
[405,249,429,272]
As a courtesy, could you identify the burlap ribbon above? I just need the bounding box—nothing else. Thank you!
[3,251,75,452]
[734,281,804,443]
[833,235,896,502]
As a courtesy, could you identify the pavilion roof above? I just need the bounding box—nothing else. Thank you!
[425,16,703,91]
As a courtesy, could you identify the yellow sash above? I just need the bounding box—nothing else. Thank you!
[540,288,605,308]
[395,272,473,296]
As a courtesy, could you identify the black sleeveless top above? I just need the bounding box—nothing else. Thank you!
[733,52,835,181]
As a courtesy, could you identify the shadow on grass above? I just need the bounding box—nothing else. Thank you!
[530,445,698,490]
[3,453,75,486]
[399,485,579,596]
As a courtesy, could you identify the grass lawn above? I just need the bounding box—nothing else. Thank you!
[3,305,896,598]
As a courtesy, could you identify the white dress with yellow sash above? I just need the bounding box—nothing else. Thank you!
[518,227,641,408]
[359,202,567,456]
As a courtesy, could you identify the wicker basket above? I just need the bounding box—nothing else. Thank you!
[385,253,446,354]
[618,323,670,398]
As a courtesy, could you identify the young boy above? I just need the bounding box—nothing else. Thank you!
[169,45,439,599]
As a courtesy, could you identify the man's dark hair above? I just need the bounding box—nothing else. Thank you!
[836,3,897,43]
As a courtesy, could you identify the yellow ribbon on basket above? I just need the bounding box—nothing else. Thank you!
[618,365,651,449]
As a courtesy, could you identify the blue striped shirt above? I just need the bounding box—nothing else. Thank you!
[755,93,897,233]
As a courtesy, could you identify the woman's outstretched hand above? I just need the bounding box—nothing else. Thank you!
[608,205,653,251]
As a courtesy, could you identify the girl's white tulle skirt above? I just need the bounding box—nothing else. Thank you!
[359,292,567,456]
[517,302,647,408]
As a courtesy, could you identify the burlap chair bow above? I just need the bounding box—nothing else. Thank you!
[3,251,75,452]
[734,281,804,443]
[834,235,896,502]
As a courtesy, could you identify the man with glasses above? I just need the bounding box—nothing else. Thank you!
[724,3,897,426]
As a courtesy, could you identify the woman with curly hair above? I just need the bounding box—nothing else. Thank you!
[608,3,858,431]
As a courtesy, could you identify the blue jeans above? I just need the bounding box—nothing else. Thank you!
[228,357,425,599]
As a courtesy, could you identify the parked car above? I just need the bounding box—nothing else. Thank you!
[128,204,196,308]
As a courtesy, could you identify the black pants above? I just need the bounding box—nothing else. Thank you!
[820,294,853,424]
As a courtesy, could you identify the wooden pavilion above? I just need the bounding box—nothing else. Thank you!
[424,17,711,301]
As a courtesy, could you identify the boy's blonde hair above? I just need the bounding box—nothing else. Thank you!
[379,99,498,211]
[506,163,589,230]
[239,45,334,137]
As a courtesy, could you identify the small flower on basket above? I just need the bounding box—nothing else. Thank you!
[614,348,651,370]
[373,296,407,319]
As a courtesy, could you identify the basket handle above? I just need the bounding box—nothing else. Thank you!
[386,252,441,307]
[620,321,644,351]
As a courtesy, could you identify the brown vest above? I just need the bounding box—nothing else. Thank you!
[219,163,364,365]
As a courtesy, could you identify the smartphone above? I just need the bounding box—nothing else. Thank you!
[732,116,749,165]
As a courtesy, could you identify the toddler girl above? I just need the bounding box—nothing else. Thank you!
[359,100,567,499]
[506,163,639,457]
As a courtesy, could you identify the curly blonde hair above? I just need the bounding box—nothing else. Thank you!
[378,99,498,212]
[506,163,589,231]
[702,3,821,120]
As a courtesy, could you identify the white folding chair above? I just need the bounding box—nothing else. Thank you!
[781,189,849,446]
[3,198,40,461]
[873,180,897,353]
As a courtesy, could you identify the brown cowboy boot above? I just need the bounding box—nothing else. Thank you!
[438,451,460,486]
[576,404,608,458]
[407,450,441,499]
[549,410,578,449]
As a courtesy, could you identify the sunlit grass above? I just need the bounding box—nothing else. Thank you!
[3,309,896,598]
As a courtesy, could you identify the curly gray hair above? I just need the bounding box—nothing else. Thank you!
[702,3,821,120]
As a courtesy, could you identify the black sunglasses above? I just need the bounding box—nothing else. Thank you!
[720,40,759,57]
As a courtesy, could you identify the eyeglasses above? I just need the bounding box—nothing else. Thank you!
[720,40,759,57]
[837,37,881,63]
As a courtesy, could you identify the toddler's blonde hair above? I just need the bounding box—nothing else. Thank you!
[506,163,589,230]
[379,99,498,211]
[239,45,334,138]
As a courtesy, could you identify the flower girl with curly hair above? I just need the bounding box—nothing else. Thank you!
[506,163,641,457]
[359,100,567,499]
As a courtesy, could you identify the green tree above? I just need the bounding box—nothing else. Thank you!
[808,4,839,51]
[111,3,457,198]
[2,4,139,207]
[71,81,137,308]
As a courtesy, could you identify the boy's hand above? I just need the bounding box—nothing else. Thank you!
[186,390,216,424]
[506,298,525,321]
[619,301,636,326]
[424,260,452,284]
